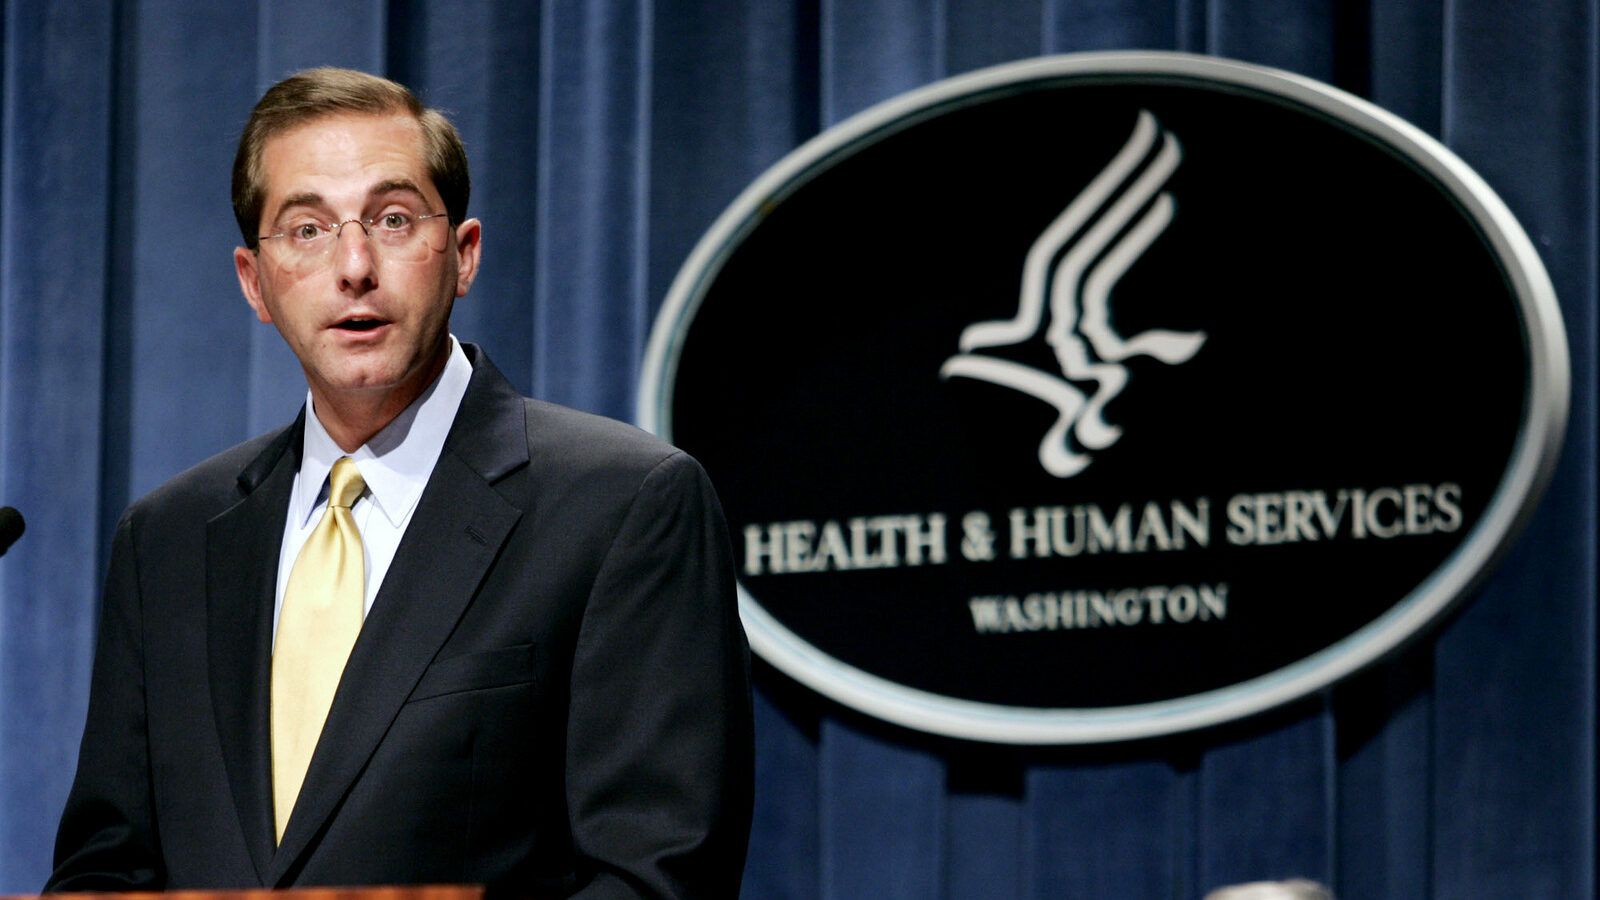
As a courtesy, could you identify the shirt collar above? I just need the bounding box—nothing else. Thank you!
[291,336,473,528]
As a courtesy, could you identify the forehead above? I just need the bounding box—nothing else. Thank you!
[258,111,434,208]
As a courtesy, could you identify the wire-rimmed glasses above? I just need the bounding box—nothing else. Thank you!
[257,211,451,272]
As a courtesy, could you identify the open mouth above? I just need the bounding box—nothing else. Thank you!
[335,317,388,332]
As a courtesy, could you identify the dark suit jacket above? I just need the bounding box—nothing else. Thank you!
[47,346,753,898]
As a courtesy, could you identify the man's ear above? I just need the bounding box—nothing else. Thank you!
[453,218,482,298]
[234,246,272,323]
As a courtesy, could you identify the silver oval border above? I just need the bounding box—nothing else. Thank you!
[639,51,1570,744]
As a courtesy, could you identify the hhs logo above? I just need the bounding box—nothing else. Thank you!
[941,111,1207,478]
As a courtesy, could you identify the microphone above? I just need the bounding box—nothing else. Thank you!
[0,506,24,557]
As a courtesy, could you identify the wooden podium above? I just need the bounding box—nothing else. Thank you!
[9,887,482,900]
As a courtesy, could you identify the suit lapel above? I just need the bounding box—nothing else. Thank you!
[207,418,302,884]
[266,348,530,883]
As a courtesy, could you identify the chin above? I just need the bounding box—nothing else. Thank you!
[316,365,405,395]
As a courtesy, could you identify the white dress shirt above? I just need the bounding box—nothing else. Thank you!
[271,336,473,641]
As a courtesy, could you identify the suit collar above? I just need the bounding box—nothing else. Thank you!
[236,410,304,493]
[442,342,532,483]
[209,412,303,882]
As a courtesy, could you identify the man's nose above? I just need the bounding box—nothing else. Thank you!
[332,220,378,290]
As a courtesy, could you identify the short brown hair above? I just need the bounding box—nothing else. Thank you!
[232,67,470,247]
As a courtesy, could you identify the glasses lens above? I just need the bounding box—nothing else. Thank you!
[367,213,450,263]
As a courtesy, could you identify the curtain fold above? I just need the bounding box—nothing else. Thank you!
[0,0,116,880]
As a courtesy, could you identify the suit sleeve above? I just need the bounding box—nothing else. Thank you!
[45,510,164,891]
[564,450,754,899]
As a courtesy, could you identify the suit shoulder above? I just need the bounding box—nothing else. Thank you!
[522,398,698,478]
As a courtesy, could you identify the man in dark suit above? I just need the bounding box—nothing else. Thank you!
[47,68,752,898]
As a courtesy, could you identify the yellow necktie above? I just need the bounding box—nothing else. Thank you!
[271,456,366,843]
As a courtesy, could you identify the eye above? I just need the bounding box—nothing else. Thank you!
[377,211,412,231]
[291,222,325,242]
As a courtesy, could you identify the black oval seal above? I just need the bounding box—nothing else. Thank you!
[640,52,1568,743]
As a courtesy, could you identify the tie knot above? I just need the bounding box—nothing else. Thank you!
[328,457,366,510]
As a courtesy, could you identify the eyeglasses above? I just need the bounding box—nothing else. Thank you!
[257,212,451,271]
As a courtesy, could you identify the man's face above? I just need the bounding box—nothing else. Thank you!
[234,112,480,416]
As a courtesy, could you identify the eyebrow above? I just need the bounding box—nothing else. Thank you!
[269,192,326,225]
[369,179,428,202]
[267,180,433,225]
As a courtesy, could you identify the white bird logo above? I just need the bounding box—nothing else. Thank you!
[941,110,1206,477]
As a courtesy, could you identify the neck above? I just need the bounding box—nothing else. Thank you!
[310,343,451,453]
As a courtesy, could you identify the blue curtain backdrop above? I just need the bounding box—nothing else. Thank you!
[0,1,1594,897]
